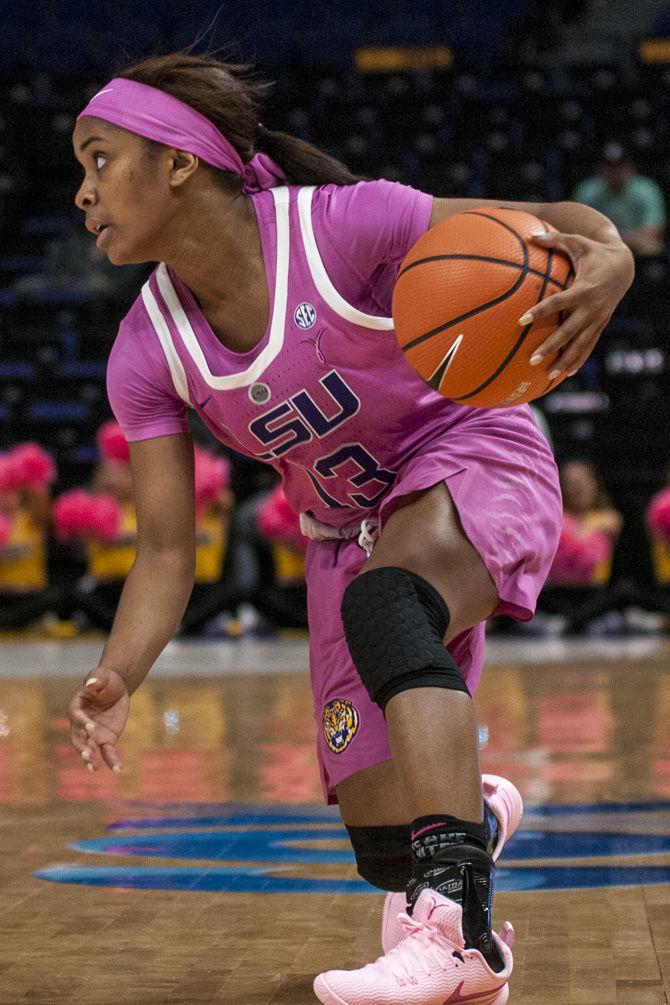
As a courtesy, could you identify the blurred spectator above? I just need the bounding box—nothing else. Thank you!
[54,423,235,634]
[13,213,144,303]
[252,485,308,630]
[176,447,237,636]
[217,483,309,636]
[646,466,670,620]
[0,444,60,629]
[52,426,135,630]
[572,143,666,257]
[537,459,642,633]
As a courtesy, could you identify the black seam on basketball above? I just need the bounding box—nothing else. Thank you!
[402,269,529,351]
[464,211,572,291]
[464,212,567,289]
[398,252,567,291]
[402,226,530,352]
[453,243,556,401]
[400,211,571,357]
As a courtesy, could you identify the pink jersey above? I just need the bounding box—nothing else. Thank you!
[106,179,563,802]
[108,180,533,524]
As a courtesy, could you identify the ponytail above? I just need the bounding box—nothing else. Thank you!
[119,52,362,188]
[256,126,362,186]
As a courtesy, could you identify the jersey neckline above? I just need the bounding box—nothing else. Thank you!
[145,187,291,390]
[165,188,276,363]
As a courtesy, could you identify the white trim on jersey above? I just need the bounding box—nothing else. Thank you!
[297,186,394,331]
[152,186,291,391]
[141,280,192,406]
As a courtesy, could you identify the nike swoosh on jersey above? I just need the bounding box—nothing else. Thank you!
[198,395,213,410]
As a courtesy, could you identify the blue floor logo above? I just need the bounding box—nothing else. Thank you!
[36,801,670,894]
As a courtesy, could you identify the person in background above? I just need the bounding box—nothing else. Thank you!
[55,422,140,632]
[253,483,308,630]
[573,143,666,258]
[56,422,234,634]
[14,212,144,304]
[538,459,641,633]
[0,443,60,630]
[176,447,236,636]
[645,465,670,623]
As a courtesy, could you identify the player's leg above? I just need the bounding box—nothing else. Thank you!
[344,486,505,946]
[315,483,513,1005]
[360,482,497,821]
[339,763,522,955]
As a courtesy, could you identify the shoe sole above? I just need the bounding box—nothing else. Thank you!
[314,973,509,1005]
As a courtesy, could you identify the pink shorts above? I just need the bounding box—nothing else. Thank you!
[304,405,562,804]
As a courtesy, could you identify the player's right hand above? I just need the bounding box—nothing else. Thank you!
[68,667,130,773]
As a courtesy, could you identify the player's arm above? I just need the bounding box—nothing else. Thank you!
[428,197,635,379]
[430,197,620,244]
[95,432,196,695]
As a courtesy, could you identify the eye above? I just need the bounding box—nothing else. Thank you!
[94,153,107,170]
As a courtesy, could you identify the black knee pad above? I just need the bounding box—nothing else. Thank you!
[346,823,412,891]
[340,567,470,712]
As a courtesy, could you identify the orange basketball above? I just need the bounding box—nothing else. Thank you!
[392,207,575,407]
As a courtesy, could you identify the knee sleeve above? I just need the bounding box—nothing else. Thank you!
[340,567,470,712]
[346,823,412,891]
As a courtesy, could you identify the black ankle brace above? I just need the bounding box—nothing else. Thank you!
[407,815,505,973]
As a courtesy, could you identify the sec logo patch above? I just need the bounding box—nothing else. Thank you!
[294,302,317,329]
[323,699,360,754]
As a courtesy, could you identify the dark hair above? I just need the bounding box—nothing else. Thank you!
[118,52,362,189]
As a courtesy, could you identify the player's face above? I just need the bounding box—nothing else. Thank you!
[72,118,171,265]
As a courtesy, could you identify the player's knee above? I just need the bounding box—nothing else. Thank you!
[340,566,470,712]
[345,823,412,891]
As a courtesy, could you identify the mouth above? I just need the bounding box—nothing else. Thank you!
[86,219,114,250]
[85,219,110,236]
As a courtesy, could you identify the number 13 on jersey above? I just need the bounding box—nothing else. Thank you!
[248,370,396,510]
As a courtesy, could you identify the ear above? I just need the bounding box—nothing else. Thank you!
[168,149,200,188]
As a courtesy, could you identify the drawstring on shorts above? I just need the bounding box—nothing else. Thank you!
[299,512,380,557]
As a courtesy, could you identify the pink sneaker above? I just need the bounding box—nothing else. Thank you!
[381,774,523,954]
[314,888,513,1005]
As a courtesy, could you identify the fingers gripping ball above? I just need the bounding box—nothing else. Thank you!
[392,207,574,407]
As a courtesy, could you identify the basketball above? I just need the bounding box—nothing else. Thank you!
[392,207,575,407]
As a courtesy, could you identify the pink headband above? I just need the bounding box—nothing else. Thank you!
[77,77,286,194]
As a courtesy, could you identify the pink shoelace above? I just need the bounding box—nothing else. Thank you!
[372,912,455,979]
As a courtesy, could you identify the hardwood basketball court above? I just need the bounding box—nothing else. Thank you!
[1,634,668,1004]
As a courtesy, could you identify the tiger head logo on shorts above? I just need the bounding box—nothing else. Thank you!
[323,699,360,754]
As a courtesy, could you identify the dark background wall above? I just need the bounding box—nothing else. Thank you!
[3,0,537,71]
[1,0,670,595]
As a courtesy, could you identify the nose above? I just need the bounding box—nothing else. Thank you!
[74,176,96,211]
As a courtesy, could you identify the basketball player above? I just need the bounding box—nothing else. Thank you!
[66,54,634,1005]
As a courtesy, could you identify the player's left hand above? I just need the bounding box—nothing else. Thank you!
[518,231,635,381]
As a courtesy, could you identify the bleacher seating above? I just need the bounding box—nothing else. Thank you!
[0,52,668,590]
